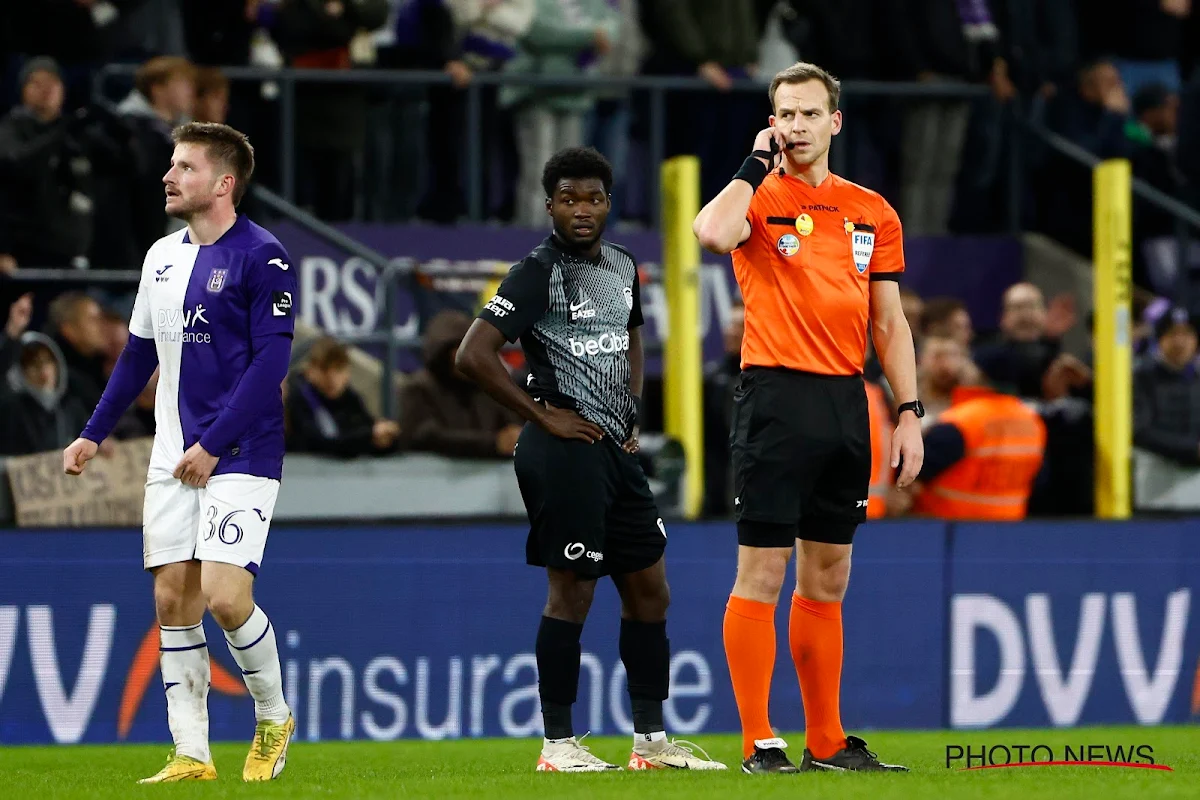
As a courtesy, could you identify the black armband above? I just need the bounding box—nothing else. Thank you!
[734,155,770,191]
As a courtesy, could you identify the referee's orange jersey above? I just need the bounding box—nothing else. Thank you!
[732,170,905,376]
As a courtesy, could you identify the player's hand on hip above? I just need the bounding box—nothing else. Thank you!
[63,437,98,476]
[174,443,219,488]
[892,414,925,489]
[622,425,640,454]
[538,403,604,444]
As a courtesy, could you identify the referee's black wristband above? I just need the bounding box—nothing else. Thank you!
[733,155,769,191]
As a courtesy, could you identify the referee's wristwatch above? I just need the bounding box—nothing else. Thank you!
[897,400,925,420]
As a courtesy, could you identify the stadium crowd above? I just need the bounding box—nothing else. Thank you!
[2,0,1200,519]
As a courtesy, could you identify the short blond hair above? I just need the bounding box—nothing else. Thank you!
[769,62,841,113]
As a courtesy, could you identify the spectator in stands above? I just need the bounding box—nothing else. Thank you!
[917,334,971,427]
[46,292,109,413]
[193,67,231,124]
[1127,83,1186,291]
[1133,306,1200,466]
[111,0,187,61]
[112,367,158,440]
[1179,67,1200,211]
[182,0,260,66]
[769,0,888,188]
[883,0,1012,236]
[993,0,1079,101]
[903,367,1047,520]
[1040,58,1132,254]
[419,0,535,222]
[0,293,33,372]
[0,57,94,270]
[286,336,402,457]
[276,0,389,222]
[1133,288,1159,358]
[366,0,472,222]
[101,308,130,378]
[0,333,91,456]
[116,56,197,248]
[920,295,974,349]
[900,286,925,347]
[1084,0,1190,95]
[446,0,536,73]
[399,309,524,458]
[639,0,760,206]
[586,0,645,222]
[4,4,124,110]
[973,282,1084,399]
[501,0,620,226]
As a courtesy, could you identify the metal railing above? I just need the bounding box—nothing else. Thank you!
[1027,121,1199,308]
[93,65,999,229]
[5,184,415,418]
[35,63,1195,404]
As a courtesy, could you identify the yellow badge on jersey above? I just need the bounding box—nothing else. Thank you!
[844,217,855,234]
[796,214,814,237]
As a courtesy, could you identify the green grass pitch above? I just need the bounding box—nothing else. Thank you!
[1,726,1194,799]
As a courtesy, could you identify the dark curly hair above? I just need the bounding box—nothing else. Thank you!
[541,146,613,199]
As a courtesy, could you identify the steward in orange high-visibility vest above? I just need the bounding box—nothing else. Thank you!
[912,385,1046,520]
[865,380,893,519]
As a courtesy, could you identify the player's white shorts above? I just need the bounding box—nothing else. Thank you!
[143,472,280,574]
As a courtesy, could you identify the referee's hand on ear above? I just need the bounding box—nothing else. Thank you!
[750,127,784,171]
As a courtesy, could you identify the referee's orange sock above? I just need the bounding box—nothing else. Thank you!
[723,595,777,759]
[789,594,846,760]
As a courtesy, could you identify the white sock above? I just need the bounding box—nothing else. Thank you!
[224,605,290,723]
[159,623,211,763]
[633,729,668,753]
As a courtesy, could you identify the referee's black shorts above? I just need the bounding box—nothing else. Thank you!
[514,422,666,579]
[730,366,871,547]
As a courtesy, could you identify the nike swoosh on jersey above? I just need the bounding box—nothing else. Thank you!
[569,298,590,311]
[268,258,289,271]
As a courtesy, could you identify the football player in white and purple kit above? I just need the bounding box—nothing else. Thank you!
[63,123,297,784]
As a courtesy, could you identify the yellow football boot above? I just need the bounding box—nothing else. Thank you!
[137,752,218,784]
[242,715,296,781]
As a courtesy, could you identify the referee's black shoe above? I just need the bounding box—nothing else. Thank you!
[800,736,909,772]
[740,738,799,774]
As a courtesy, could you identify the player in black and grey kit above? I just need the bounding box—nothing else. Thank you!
[457,147,726,773]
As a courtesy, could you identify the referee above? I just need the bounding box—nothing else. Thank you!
[693,62,923,774]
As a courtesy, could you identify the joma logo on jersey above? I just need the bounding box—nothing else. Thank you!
[156,305,211,343]
[569,331,630,357]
